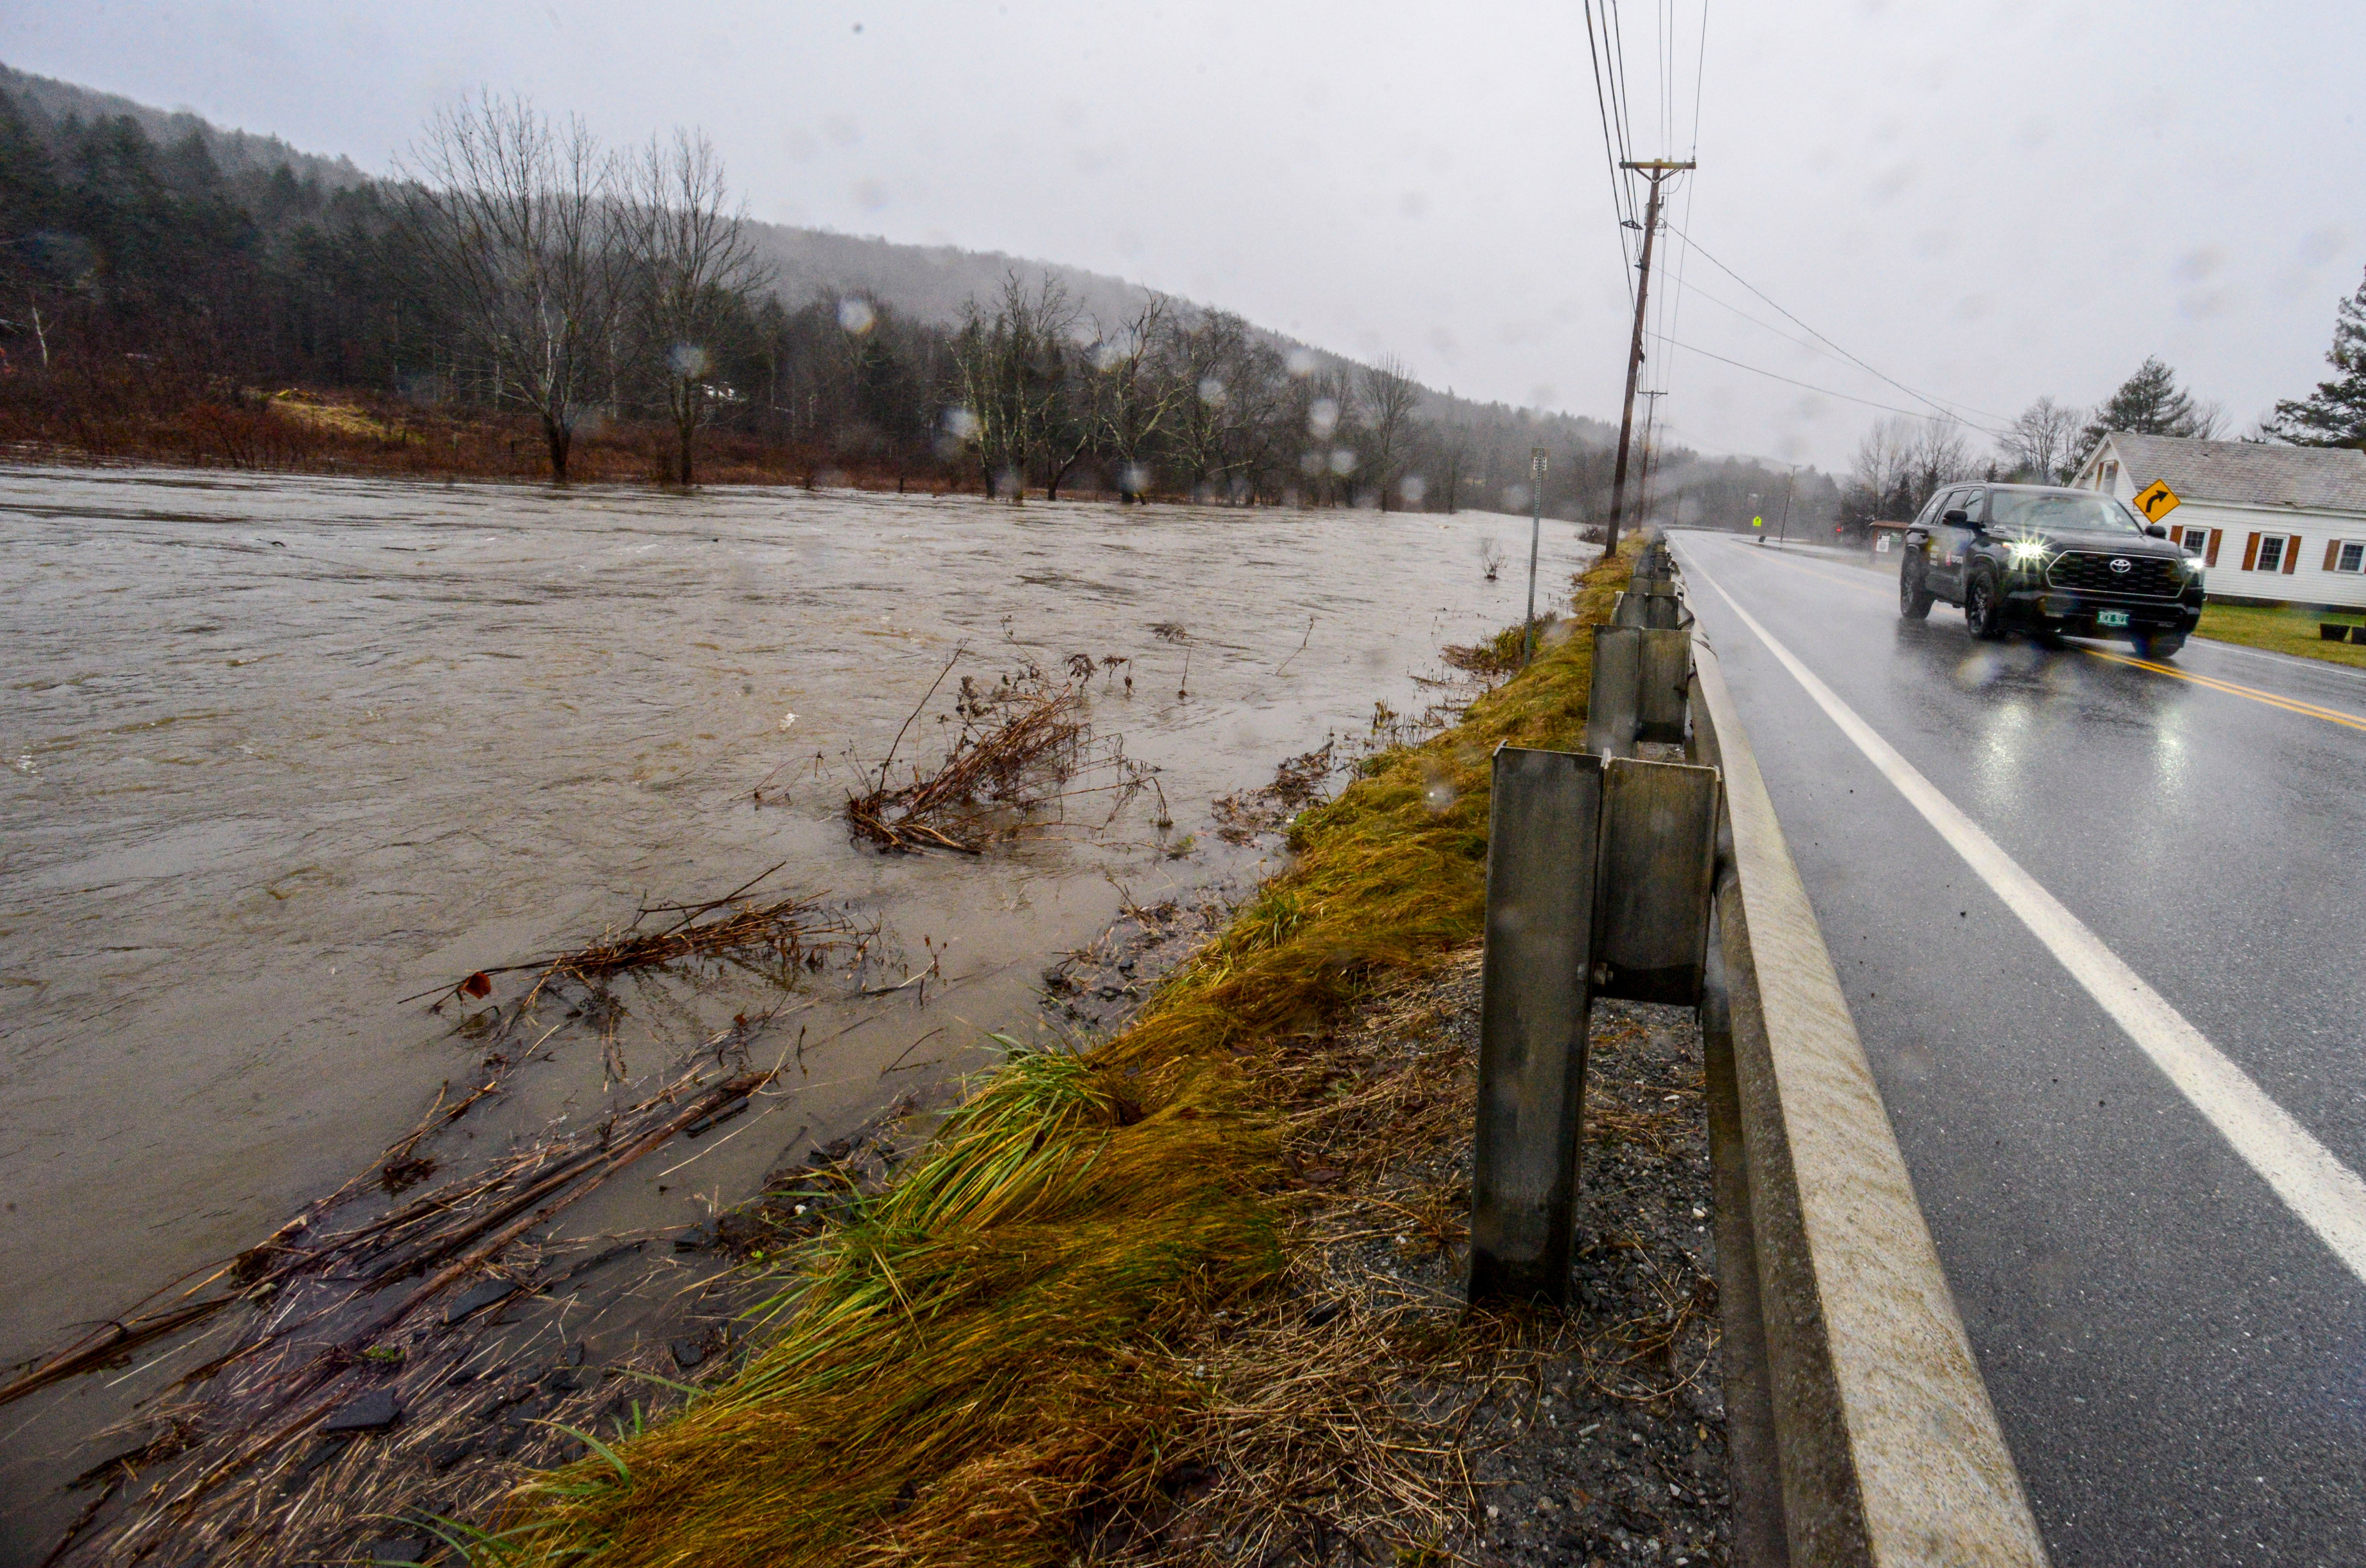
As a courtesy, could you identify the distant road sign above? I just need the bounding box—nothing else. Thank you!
[2132,480,2182,522]
[1751,515,1763,528]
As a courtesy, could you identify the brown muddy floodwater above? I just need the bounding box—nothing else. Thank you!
[0,463,1592,1539]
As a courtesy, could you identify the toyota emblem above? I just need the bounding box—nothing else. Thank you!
[2109,557,2132,573]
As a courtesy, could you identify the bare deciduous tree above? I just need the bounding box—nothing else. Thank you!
[1905,417,1977,504]
[626,129,769,487]
[950,273,1079,502]
[1998,395,2085,483]
[1842,413,1978,534]
[1087,296,1178,503]
[1360,355,1421,511]
[1161,309,1256,500]
[402,92,625,483]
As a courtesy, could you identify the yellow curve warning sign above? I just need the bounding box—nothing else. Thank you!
[2132,480,2181,522]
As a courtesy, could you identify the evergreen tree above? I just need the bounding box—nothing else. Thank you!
[2073,356,2217,468]
[2268,268,2366,448]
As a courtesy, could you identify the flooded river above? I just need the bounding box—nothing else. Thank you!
[0,464,1591,1537]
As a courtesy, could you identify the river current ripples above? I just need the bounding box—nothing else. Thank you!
[0,464,1591,1533]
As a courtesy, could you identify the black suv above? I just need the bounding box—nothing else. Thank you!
[1899,482,2204,658]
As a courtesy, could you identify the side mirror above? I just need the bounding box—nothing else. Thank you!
[1942,508,1970,526]
[2144,523,2168,538]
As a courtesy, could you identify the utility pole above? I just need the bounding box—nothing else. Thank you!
[1604,160,1693,557]
[1523,446,1547,668]
[1636,388,1666,536]
[1776,465,1796,546]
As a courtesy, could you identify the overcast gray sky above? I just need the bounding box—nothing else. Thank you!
[8,0,2361,469]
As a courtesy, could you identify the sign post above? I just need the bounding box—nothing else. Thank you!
[1523,448,1547,668]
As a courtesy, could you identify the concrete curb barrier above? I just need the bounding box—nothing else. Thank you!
[1686,620,2051,1567]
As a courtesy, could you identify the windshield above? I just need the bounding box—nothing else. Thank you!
[1987,491,2145,534]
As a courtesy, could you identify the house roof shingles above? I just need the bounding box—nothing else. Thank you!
[2105,432,2366,514]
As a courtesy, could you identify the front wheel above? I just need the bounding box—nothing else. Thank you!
[1964,570,2007,640]
[2132,631,2186,660]
[1900,562,1934,620]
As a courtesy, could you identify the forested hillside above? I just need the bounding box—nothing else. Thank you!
[0,66,1811,521]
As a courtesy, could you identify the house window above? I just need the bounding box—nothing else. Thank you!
[2101,460,2119,493]
[2256,535,2287,572]
[2337,541,2365,574]
[2179,525,2210,554]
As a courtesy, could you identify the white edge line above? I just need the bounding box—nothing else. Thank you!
[1683,545,2366,1287]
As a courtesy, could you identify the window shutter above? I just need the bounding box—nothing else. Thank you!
[2285,536,2301,574]
[2327,539,2343,571]
[2242,532,2261,570]
[2206,528,2223,566]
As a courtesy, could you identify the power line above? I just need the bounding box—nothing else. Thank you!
[1688,0,1709,158]
[1679,280,1881,373]
[1660,220,2013,427]
[1605,0,1641,212]
[1650,332,2012,436]
[1582,0,1639,300]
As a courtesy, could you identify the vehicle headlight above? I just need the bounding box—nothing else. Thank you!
[2007,540,2049,569]
[2184,554,2207,577]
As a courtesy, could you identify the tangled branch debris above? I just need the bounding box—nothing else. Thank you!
[26,1060,772,1566]
[1210,740,1339,845]
[410,865,873,1014]
[846,660,1161,853]
[16,855,897,1564]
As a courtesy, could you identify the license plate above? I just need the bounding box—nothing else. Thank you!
[2097,610,2130,628]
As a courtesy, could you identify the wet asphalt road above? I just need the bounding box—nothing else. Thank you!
[1669,531,2366,1568]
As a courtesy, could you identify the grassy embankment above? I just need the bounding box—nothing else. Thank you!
[2195,601,2366,670]
[459,544,1638,1566]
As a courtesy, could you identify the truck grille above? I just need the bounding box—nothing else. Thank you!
[2044,551,2182,598]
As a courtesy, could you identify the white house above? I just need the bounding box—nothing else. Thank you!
[2073,432,2366,609]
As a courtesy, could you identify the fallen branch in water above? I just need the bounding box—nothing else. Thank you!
[846,662,1155,854]
[403,867,869,1013]
[42,1061,774,1567]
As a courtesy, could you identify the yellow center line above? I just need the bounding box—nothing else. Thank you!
[1706,536,2366,735]
[2079,648,2366,732]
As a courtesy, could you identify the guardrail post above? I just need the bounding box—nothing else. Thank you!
[1637,627,1693,744]
[1587,626,1642,758]
[1470,744,1603,1304]
[1592,756,1719,1005]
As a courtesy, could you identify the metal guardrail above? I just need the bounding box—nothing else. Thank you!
[1470,543,2051,1566]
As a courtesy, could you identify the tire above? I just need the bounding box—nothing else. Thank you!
[1900,561,1934,620]
[2132,631,2186,660]
[1964,569,2007,640]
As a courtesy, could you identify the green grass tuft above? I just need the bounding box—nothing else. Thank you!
[2195,600,2366,668]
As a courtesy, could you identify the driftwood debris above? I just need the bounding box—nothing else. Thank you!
[28,1066,771,1566]
[845,658,1159,854]
[406,864,866,1014]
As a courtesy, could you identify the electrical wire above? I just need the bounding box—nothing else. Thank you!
[1650,332,2012,435]
[1582,0,1639,303]
[1678,281,1879,374]
[1688,0,1709,158]
[1661,220,2014,427]
[1605,0,1641,215]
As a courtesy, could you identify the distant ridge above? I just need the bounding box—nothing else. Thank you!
[0,62,1611,445]
[0,63,372,190]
